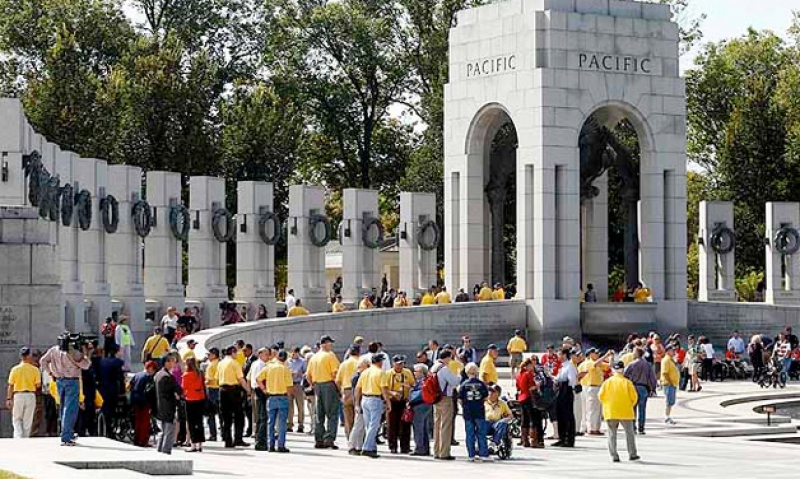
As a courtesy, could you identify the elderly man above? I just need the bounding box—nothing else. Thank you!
[409,363,432,456]
[598,361,640,462]
[218,346,251,448]
[479,344,499,385]
[307,335,342,449]
[6,347,41,438]
[40,338,91,446]
[578,348,613,435]
[661,345,680,425]
[155,353,182,454]
[354,353,390,458]
[552,347,577,448]
[484,384,512,446]
[384,355,414,454]
[460,362,491,462]
[347,357,371,455]
[249,347,272,451]
[624,348,657,434]
[431,350,461,460]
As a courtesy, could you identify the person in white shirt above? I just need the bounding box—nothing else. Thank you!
[553,348,577,448]
[249,348,272,450]
[160,307,179,343]
[727,331,745,359]
[285,289,296,311]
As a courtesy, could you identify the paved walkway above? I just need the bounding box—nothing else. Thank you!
[1,378,799,479]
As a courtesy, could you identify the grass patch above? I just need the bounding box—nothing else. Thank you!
[0,471,30,479]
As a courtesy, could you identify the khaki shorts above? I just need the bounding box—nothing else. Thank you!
[510,352,524,368]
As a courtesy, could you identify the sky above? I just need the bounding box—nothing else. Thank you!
[681,0,797,71]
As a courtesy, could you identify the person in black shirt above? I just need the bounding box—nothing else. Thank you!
[455,289,470,303]
[97,346,125,438]
[178,308,198,334]
[155,353,182,455]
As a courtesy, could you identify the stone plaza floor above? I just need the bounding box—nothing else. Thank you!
[1,378,799,478]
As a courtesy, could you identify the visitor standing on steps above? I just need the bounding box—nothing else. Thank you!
[507,329,528,380]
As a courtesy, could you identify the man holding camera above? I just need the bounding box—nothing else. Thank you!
[40,334,92,446]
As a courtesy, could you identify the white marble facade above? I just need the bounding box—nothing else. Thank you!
[399,192,437,297]
[444,0,688,339]
[765,202,800,304]
[698,201,735,302]
[341,189,381,304]
[235,181,276,318]
[287,185,329,312]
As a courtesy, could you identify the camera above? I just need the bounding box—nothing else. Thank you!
[58,331,97,354]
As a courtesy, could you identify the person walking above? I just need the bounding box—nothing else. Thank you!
[347,357,371,455]
[409,363,431,456]
[460,362,492,462]
[598,361,640,462]
[6,347,41,438]
[431,350,460,460]
[141,327,170,364]
[287,347,307,432]
[114,316,135,371]
[354,353,390,458]
[307,335,341,449]
[183,358,206,452]
[129,361,158,447]
[384,355,414,454]
[661,345,680,425]
[40,339,91,446]
[203,348,220,441]
[258,350,293,452]
[506,330,528,380]
[218,346,251,448]
[624,348,657,434]
[155,353,182,454]
[552,347,577,447]
[336,345,360,437]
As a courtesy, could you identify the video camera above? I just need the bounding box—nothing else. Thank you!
[57,331,97,354]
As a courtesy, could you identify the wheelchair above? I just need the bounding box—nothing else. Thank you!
[486,419,515,460]
[97,395,135,443]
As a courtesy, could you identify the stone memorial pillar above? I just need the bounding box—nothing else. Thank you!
[341,188,381,304]
[0,99,28,207]
[0,206,64,436]
[54,150,86,332]
[74,157,112,332]
[288,185,329,312]
[107,165,146,331]
[235,181,276,318]
[581,174,608,302]
[399,192,437,298]
[698,201,736,302]
[144,171,185,318]
[187,176,230,327]
[766,202,800,304]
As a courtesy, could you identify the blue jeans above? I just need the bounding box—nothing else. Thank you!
[57,378,80,442]
[361,396,384,453]
[411,403,431,454]
[464,417,488,458]
[206,388,219,438]
[782,358,792,383]
[664,385,677,407]
[635,385,649,432]
[267,396,289,449]
[488,419,509,444]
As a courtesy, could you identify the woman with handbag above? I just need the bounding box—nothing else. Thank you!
[182,358,206,452]
[409,363,431,456]
[515,358,536,447]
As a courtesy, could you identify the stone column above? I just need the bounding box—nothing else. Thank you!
[74,157,112,333]
[144,171,185,318]
[187,176,229,328]
[341,189,381,304]
[399,192,437,298]
[766,202,800,304]
[287,185,328,312]
[582,173,608,301]
[0,99,28,207]
[107,165,146,331]
[698,201,736,302]
[54,151,86,332]
[0,206,65,437]
[235,181,276,318]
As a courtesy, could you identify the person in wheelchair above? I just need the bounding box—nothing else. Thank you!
[485,384,513,458]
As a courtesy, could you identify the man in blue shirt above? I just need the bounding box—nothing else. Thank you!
[459,363,492,462]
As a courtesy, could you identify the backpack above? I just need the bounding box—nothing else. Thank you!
[421,372,443,404]
[531,375,556,411]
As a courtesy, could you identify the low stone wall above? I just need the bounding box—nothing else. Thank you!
[187,300,528,359]
[688,302,800,346]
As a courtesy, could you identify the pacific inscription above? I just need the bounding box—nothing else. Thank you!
[578,53,652,74]
[466,55,517,78]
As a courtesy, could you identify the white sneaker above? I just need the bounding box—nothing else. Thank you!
[667,418,677,425]
[468,457,476,462]
[480,456,494,462]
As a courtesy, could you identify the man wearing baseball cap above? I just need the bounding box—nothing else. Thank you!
[6,347,41,438]
[479,344,499,385]
[181,339,198,361]
[384,355,414,454]
[661,345,680,425]
[307,335,341,448]
[598,361,639,462]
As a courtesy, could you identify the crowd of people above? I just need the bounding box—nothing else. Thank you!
[7,320,799,464]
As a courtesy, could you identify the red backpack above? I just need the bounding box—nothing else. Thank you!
[421,371,443,404]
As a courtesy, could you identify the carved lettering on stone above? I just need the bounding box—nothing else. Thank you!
[577,53,652,74]
[0,307,18,349]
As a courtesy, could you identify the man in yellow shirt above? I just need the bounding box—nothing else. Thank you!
[288,299,311,317]
[359,293,374,310]
[661,346,680,425]
[484,384,512,445]
[478,282,493,301]
[336,345,361,436]
[598,362,639,462]
[257,350,293,452]
[332,295,346,313]
[506,330,528,379]
[578,348,613,435]
[393,291,410,307]
[141,328,170,364]
[479,344,499,385]
[203,347,221,441]
[354,353,391,458]
[234,340,247,367]
[434,286,452,304]
[218,345,251,448]
[384,355,415,454]
[180,339,198,361]
[492,283,506,300]
[307,335,341,448]
[420,288,436,305]
[6,347,41,438]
